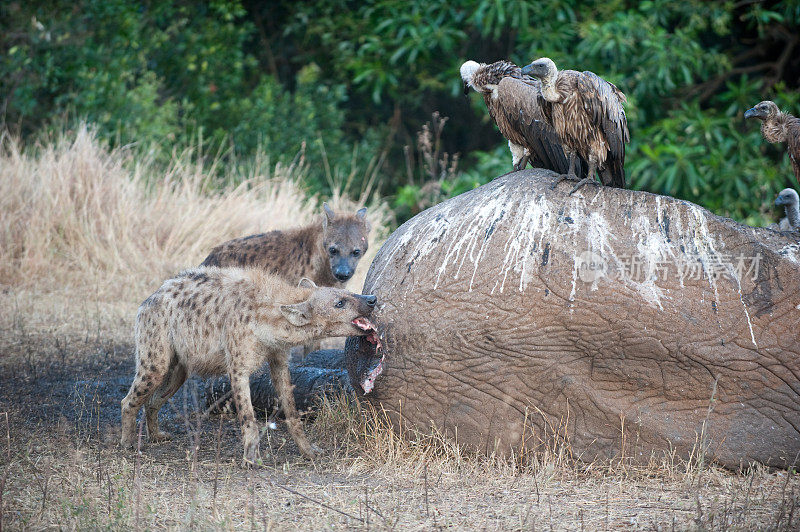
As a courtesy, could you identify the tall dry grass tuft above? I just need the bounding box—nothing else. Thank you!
[0,125,389,305]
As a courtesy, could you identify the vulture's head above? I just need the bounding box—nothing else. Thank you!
[521,58,557,83]
[744,101,779,121]
[460,60,483,95]
[775,188,799,208]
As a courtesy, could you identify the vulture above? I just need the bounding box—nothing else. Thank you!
[460,59,583,176]
[520,57,629,192]
[744,101,800,187]
[770,188,800,232]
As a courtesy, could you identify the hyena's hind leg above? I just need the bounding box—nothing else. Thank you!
[144,355,187,443]
[120,342,171,448]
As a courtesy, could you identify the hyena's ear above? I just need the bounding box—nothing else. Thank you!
[322,202,335,230]
[297,277,317,289]
[280,302,312,327]
[356,207,371,233]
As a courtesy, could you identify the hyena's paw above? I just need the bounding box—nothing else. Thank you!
[149,431,173,443]
[120,435,136,450]
[241,441,261,467]
[298,442,321,460]
[241,452,262,468]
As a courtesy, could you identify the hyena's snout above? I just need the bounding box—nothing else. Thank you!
[332,261,355,282]
[357,294,377,315]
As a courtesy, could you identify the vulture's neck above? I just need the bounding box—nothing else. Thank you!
[786,200,800,229]
[540,73,560,103]
[762,112,791,143]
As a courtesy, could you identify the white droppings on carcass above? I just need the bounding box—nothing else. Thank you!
[657,201,757,348]
[433,185,510,290]
[685,205,757,348]
[373,177,764,339]
[369,206,452,288]
[569,259,578,301]
[495,194,555,293]
[684,204,725,294]
[779,243,800,263]
[628,214,675,309]
[583,210,618,291]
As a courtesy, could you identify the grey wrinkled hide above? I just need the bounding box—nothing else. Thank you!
[205,349,351,416]
[346,168,800,469]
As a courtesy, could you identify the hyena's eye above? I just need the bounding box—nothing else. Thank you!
[351,249,362,257]
[329,247,339,256]
[335,299,346,308]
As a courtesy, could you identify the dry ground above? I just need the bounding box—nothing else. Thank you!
[1,128,798,530]
[1,290,799,531]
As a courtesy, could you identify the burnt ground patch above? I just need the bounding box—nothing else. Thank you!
[0,328,314,467]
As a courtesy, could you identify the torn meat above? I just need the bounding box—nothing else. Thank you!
[352,317,381,350]
[361,355,384,394]
[351,316,383,393]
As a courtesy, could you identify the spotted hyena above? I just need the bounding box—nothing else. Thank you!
[201,203,371,288]
[120,267,378,464]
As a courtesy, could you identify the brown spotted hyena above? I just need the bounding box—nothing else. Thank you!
[120,267,377,464]
[201,203,370,288]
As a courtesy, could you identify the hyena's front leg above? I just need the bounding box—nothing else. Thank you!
[228,357,260,465]
[267,350,318,459]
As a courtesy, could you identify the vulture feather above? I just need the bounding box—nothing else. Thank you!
[521,58,629,191]
[745,101,800,187]
[460,60,585,176]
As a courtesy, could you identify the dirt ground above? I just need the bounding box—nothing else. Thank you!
[1,289,798,531]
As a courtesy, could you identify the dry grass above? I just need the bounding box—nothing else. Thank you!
[0,127,798,530]
[0,125,390,339]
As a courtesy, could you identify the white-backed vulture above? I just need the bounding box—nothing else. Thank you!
[770,188,800,231]
[460,60,584,176]
[520,57,629,192]
[745,101,800,187]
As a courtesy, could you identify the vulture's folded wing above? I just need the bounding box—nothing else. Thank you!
[578,72,629,188]
[787,117,800,187]
[495,77,580,176]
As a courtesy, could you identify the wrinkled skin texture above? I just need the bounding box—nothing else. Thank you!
[346,169,800,469]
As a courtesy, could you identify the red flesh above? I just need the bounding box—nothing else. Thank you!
[351,317,383,393]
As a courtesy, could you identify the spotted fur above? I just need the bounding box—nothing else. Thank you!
[201,204,370,288]
[120,267,376,464]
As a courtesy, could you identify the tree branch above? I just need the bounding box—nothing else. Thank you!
[252,8,280,81]
[764,32,799,88]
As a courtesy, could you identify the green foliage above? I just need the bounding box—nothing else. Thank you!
[2,0,799,225]
[273,0,799,224]
[0,0,373,192]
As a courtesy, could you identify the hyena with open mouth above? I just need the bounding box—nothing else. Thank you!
[120,267,379,464]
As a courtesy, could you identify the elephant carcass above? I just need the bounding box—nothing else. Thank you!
[346,168,800,469]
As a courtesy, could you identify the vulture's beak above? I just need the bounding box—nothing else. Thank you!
[776,196,787,207]
[520,64,532,76]
[463,82,470,95]
[744,107,759,119]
